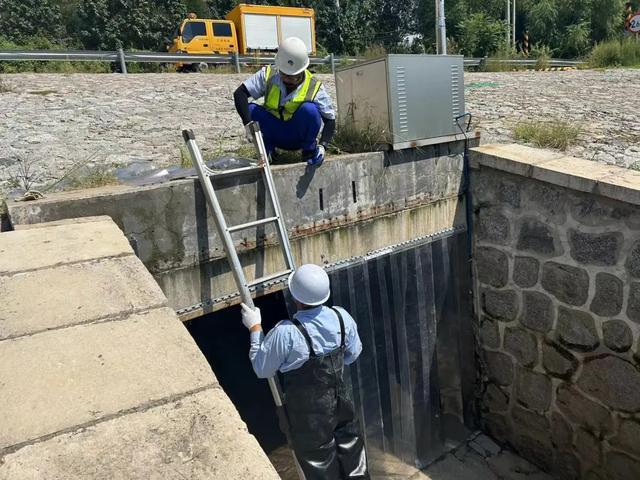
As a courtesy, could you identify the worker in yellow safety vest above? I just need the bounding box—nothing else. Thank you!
[233,37,336,166]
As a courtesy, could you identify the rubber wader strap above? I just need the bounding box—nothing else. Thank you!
[330,307,346,348]
[292,318,316,357]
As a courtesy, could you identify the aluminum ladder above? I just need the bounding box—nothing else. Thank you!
[181,123,304,479]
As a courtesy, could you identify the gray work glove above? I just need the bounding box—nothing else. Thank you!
[241,303,261,330]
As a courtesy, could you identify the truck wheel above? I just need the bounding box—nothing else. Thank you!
[196,62,209,73]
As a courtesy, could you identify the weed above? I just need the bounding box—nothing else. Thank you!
[7,156,42,192]
[179,145,192,168]
[513,120,581,151]
[530,44,553,70]
[329,121,389,154]
[589,39,640,68]
[362,44,387,59]
[67,167,118,190]
[0,77,13,93]
[485,45,523,72]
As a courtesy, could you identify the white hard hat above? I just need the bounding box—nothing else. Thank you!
[288,264,330,306]
[275,37,309,75]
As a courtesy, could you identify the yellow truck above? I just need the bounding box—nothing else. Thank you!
[168,4,316,69]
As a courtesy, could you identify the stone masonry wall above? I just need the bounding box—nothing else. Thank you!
[471,156,640,480]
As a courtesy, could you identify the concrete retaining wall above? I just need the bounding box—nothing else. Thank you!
[0,216,279,479]
[8,144,470,318]
[470,144,640,480]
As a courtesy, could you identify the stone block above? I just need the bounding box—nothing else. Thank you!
[556,384,613,434]
[512,405,550,433]
[602,320,633,353]
[483,383,510,412]
[578,355,640,413]
[523,181,567,224]
[513,256,540,288]
[0,220,132,275]
[542,342,579,379]
[515,368,552,413]
[483,289,519,322]
[568,229,622,266]
[611,419,640,457]
[521,291,554,333]
[511,432,554,473]
[0,308,216,448]
[590,273,623,317]
[553,452,581,480]
[517,218,562,256]
[482,413,511,444]
[541,262,589,307]
[569,195,621,228]
[626,282,640,323]
[477,208,510,245]
[484,351,515,386]
[476,247,509,288]
[479,317,500,349]
[550,411,573,451]
[0,256,167,339]
[504,328,538,367]
[556,306,599,352]
[605,451,640,480]
[0,388,280,480]
[625,240,640,278]
[575,428,601,469]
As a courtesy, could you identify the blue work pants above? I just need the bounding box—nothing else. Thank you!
[249,102,322,154]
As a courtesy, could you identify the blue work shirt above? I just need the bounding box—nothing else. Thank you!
[249,305,363,379]
[243,66,336,120]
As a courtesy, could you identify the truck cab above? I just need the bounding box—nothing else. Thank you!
[168,17,238,55]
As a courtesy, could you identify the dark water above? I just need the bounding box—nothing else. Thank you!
[185,291,297,478]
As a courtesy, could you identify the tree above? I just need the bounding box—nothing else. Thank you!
[0,0,65,43]
[457,12,505,57]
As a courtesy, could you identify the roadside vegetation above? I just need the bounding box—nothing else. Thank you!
[329,121,389,154]
[513,120,581,151]
[589,39,640,68]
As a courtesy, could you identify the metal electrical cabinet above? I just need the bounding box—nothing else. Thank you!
[335,54,466,150]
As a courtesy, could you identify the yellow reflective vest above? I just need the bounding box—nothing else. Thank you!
[264,65,322,121]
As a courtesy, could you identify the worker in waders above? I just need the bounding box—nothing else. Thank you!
[233,37,336,166]
[240,264,369,479]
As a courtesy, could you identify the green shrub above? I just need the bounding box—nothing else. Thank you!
[0,36,110,73]
[485,45,522,72]
[513,120,581,151]
[458,13,506,58]
[589,38,640,68]
[530,44,554,70]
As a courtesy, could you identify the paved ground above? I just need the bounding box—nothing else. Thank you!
[271,432,551,480]
[1,68,639,199]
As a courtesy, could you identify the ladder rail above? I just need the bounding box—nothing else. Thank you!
[182,127,305,480]
[182,130,254,308]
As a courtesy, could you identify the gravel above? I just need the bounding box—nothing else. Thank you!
[1,68,638,197]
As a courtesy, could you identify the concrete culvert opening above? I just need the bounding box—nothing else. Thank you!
[183,232,478,479]
[185,290,298,479]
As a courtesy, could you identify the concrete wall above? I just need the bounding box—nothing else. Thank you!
[8,145,470,318]
[470,144,640,480]
[0,216,279,480]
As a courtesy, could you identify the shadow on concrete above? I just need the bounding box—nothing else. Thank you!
[295,164,319,199]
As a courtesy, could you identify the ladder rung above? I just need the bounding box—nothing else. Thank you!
[247,269,292,288]
[228,216,279,233]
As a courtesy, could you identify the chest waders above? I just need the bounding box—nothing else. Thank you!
[280,308,370,480]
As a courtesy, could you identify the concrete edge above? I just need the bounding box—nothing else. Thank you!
[13,215,114,230]
[470,144,640,206]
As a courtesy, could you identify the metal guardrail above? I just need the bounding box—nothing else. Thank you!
[0,49,585,74]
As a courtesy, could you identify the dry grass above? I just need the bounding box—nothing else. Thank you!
[329,121,390,154]
[513,120,581,151]
[67,167,118,190]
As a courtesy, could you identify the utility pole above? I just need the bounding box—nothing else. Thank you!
[512,0,517,48]
[435,0,447,54]
[506,0,511,46]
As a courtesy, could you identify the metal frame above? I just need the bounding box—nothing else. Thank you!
[182,125,304,479]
